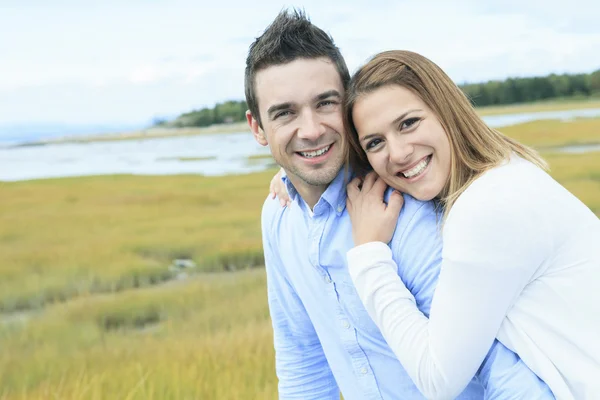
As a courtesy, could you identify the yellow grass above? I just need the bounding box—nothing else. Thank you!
[499,117,600,148]
[477,97,600,116]
[0,170,277,313]
[0,269,277,399]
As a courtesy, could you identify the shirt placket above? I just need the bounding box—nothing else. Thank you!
[310,203,383,400]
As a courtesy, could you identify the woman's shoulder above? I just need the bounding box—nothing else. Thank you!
[460,156,546,204]
[446,156,550,230]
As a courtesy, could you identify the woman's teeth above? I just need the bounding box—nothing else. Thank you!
[300,145,331,158]
[402,156,431,178]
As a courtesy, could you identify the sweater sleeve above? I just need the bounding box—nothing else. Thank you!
[347,183,550,400]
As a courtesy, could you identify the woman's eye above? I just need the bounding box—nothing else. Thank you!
[401,117,420,130]
[365,138,382,150]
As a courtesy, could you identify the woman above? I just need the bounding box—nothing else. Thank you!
[270,50,600,399]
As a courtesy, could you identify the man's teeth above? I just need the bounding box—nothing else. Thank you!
[300,145,331,158]
[402,156,430,178]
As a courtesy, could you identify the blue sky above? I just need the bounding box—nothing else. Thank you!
[2,0,599,126]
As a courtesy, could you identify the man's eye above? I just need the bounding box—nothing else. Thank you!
[275,111,291,119]
[318,100,336,108]
[400,117,420,130]
[365,138,382,150]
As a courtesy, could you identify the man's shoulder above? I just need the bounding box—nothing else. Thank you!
[384,188,437,225]
[261,195,287,234]
[387,189,440,243]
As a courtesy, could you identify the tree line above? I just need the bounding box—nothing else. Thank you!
[158,68,600,128]
[461,69,600,107]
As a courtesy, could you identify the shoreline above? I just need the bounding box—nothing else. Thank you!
[12,121,250,147]
[10,97,600,147]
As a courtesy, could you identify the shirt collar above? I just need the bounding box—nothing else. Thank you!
[282,167,352,216]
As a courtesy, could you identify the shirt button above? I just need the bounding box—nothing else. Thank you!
[360,367,368,375]
[324,275,332,283]
[336,204,343,213]
[342,320,351,329]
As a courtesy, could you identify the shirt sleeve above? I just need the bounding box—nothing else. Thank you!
[347,190,550,400]
[262,200,339,399]
[478,340,555,400]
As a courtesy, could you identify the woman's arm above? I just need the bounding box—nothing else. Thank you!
[347,175,549,399]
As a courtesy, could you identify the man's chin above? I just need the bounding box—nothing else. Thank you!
[293,168,341,187]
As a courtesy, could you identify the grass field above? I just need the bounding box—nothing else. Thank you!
[1,116,599,398]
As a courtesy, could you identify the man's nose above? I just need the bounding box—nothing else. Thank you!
[297,111,326,141]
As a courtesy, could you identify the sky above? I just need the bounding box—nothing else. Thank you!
[1,0,600,127]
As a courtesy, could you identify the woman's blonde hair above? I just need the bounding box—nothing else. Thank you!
[343,50,548,220]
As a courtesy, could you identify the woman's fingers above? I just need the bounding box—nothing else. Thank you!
[361,171,378,192]
[347,177,362,199]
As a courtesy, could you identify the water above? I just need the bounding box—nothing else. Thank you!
[1,108,599,182]
[0,132,272,181]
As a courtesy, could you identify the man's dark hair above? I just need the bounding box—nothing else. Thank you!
[244,8,351,128]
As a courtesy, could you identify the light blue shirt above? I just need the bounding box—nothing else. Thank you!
[261,169,553,399]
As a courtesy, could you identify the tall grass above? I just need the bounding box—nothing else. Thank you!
[500,117,600,148]
[0,269,276,399]
[0,171,276,313]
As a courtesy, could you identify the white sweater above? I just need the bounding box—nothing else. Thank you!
[347,156,600,400]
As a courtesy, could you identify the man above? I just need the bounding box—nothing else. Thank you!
[245,9,553,399]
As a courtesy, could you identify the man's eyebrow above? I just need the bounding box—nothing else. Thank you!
[359,109,422,143]
[314,90,341,102]
[266,91,341,120]
[266,103,293,119]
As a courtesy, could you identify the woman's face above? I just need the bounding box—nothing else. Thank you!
[352,84,452,201]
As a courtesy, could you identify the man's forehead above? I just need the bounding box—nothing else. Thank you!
[254,58,344,107]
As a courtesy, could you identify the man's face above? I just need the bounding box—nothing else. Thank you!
[248,58,345,195]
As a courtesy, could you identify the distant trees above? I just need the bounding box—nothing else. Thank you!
[162,100,248,128]
[160,69,600,128]
[461,69,600,107]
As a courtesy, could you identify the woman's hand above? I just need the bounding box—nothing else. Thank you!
[270,168,291,207]
[346,172,404,246]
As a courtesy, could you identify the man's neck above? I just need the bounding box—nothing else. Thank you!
[287,176,328,211]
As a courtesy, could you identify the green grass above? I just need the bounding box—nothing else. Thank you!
[1,115,599,398]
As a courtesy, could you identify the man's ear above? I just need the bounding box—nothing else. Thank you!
[246,110,268,146]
